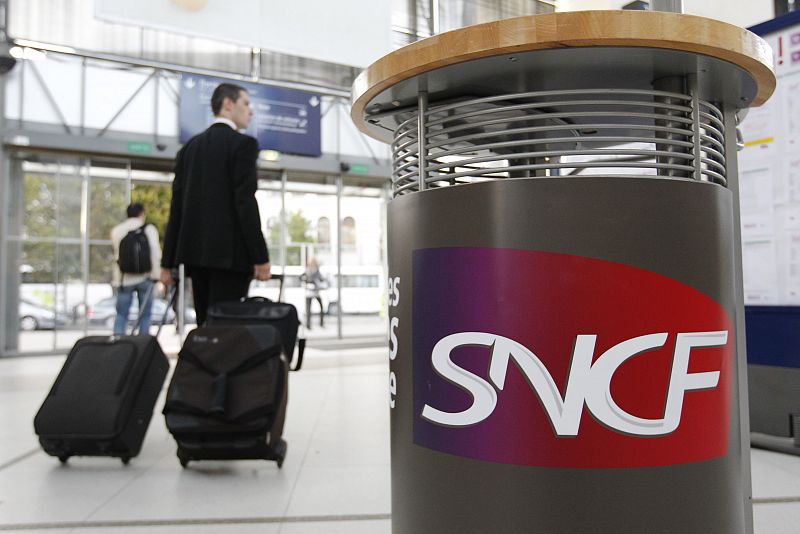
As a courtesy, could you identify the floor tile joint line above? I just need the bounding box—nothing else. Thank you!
[753,496,800,504]
[0,513,393,530]
[0,448,40,472]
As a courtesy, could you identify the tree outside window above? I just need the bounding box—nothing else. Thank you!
[269,210,313,266]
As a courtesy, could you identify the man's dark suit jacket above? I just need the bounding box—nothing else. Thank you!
[161,123,269,273]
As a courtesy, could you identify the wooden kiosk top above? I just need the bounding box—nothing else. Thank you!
[351,10,775,141]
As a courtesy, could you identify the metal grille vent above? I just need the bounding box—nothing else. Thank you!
[390,88,726,197]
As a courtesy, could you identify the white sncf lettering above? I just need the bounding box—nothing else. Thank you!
[389,317,399,361]
[420,331,726,436]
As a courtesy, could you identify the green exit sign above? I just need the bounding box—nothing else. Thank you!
[127,141,152,154]
[349,163,370,175]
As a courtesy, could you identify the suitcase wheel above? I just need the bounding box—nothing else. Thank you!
[58,455,69,465]
[274,439,287,469]
[120,456,131,466]
[177,451,190,468]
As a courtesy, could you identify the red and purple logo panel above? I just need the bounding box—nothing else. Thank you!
[412,247,733,468]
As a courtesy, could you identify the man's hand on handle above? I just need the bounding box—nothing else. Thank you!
[160,268,174,287]
[254,262,272,281]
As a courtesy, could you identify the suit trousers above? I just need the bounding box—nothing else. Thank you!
[189,267,252,326]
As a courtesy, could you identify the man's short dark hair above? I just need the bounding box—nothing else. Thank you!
[211,83,247,115]
[127,203,145,218]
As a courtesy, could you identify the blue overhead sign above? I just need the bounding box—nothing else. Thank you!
[179,74,321,157]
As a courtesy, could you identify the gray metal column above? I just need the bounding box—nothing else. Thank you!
[650,0,684,12]
[389,175,747,534]
[0,0,16,355]
[336,174,343,339]
[724,106,756,534]
[1,158,21,356]
[0,112,15,355]
[80,159,90,338]
[0,50,8,355]
[280,169,288,271]
[384,73,750,534]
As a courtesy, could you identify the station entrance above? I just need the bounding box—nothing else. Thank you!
[1,151,389,357]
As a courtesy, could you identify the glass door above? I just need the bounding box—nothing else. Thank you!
[85,159,131,336]
[13,160,59,353]
[276,178,340,339]
[339,179,389,339]
[4,157,89,355]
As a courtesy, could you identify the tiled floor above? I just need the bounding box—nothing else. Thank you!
[0,348,391,534]
[1,348,799,533]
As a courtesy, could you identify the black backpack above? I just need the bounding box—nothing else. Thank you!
[118,224,151,275]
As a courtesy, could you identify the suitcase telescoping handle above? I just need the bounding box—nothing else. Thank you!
[130,282,156,336]
[249,272,284,301]
[292,338,305,372]
[271,273,284,301]
[125,285,177,338]
[250,273,285,301]
[129,283,178,336]
[155,286,179,337]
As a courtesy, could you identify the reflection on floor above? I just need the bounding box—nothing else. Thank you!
[0,348,799,533]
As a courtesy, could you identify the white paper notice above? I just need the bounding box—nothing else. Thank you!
[782,232,800,302]
[743,240,779,304]
[739,25,800,305]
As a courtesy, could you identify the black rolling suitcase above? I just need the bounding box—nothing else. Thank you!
[163,324,289,467]
[34,288,174,465]
[206,274,306,371]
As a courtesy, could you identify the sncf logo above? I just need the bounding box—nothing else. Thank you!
[411,247,733,468]
[421,330,726,436]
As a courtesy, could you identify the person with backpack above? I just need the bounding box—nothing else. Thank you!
[111,203,162,336]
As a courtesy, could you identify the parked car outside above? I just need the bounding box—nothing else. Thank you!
[86,296,196,330]
[19,299,69,331]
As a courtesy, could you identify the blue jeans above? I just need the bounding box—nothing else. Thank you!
[114,279,154,336]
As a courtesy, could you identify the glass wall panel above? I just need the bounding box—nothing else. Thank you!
[89,176,129,241]
[131,179,173,243]
[85,161,130,336]
[340,183,389,339]
[130,178,189,345]
[87,243,115,331]
[21,168,57,240]
[54,243,84,351]
[57,170,83,239]
[54,165,86,349]
[18,240,55,353]
[3,153,391,356]
[256,181,285,268]
[280,181,339,339]
[16,163,64,353]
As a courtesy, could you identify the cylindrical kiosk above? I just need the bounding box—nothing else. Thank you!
[351,11,775,534]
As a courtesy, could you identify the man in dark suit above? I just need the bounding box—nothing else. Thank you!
[160,83,271,326]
